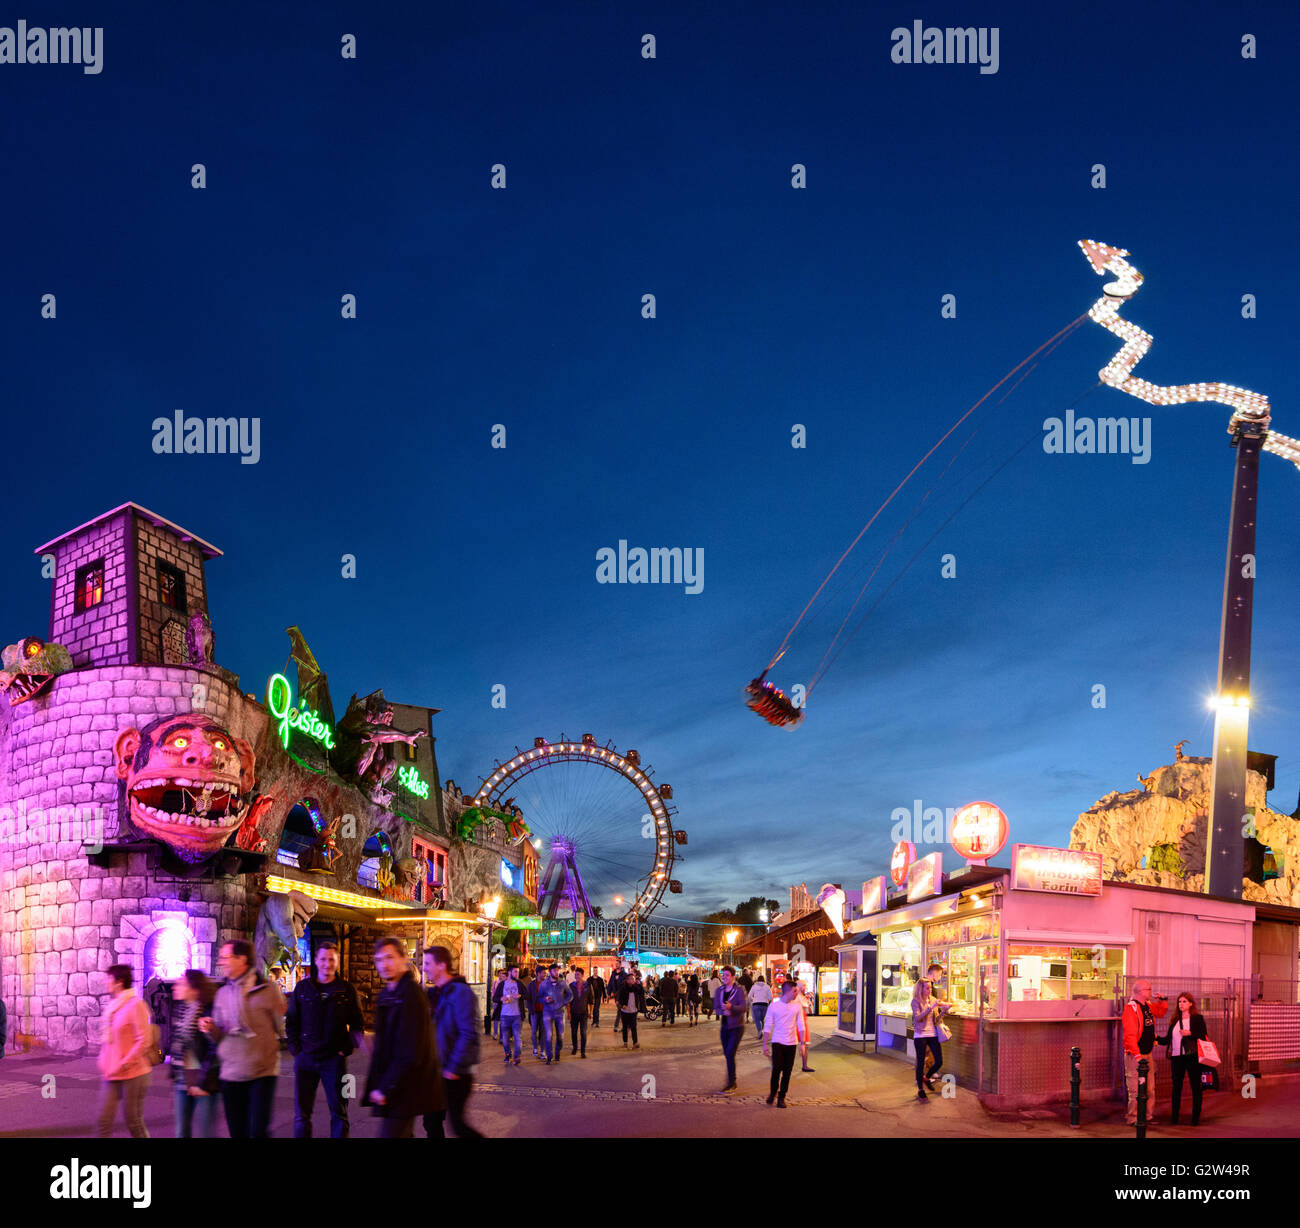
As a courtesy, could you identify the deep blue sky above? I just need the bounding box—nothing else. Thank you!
[3,3,1299,915]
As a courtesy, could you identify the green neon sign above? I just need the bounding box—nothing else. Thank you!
[509,915,542,930]
[398,765,430,798]
[266,673,336,752]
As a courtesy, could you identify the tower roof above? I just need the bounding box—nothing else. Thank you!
[34,502,223,559]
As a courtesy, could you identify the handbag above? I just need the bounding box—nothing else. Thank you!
[937,1020,953,1042]
[1196,1038,1221,1067]
[1199,1065,1219,1091]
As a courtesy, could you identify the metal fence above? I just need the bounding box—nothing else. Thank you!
[1116,975,1239,1087]
[1245,977,1300,1072]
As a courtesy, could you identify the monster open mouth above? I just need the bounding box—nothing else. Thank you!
[129,776,248,834]
[1,672,53,703]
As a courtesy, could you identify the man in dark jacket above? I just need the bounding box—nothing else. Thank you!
[569,968,593,1057]
[365,936,444,1138]
[287,940,366,1138]
[589,971,605,1027]
[423,945,484,1137]
[659,971,679,1026]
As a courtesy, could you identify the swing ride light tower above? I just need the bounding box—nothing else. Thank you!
[1078,239,1300,899]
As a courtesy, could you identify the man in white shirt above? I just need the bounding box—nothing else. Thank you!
[762,979,807,1107]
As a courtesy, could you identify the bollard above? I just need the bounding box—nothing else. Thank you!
[1135,1057,1148,1140]
[1069,1045,1081,1128]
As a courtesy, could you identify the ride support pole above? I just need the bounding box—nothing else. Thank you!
[1069,1045,1081,1128]
[1135,1057,1148,1140]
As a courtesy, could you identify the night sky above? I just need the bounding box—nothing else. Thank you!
[3,3,1298,917]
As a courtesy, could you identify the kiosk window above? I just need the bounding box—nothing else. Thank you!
[1007,944,1126,1001]
[878,927,921,1014]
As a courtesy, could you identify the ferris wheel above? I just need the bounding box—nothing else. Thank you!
[473,734,684,925]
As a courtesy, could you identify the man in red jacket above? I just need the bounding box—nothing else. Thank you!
[1122,979,1169,1125]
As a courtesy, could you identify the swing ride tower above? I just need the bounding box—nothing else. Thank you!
[1078,239,1300,899]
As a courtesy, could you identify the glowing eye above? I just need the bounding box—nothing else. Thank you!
[213,738,228,750]
[171,735,189,748]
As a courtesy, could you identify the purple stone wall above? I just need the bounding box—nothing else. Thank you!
[0,665,265,1055]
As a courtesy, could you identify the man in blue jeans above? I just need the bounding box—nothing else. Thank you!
[285,941,366,1138]
[714,965,747,1093]
[535,963,573,1064]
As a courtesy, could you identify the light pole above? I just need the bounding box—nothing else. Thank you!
[725,929,739,967]
[586,937,595,977]
[481,893,502,1035]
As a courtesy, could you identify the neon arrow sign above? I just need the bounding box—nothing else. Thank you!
[266,673,336,752]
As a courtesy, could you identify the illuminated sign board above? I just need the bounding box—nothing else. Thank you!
[889,840,916,887]
[1011,844,1103,897]
[906,851,942,903]
[861,875,887,914]
[949,801,1009,864]
[509,915,542,930]
[398,765,430,798]
[266,673,335,752]
[537,918,577,946]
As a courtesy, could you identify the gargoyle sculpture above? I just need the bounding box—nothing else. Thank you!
[0,637,72,705]
[254,889,318,977]
[186,610,215,668]
[114,712,257,861]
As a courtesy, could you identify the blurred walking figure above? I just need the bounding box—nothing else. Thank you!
[97,964,154,1138]
[496,966,525,1066]
[686,972,701,1025]
[569,967,593,1057]
[589,970,606,1027]
[762,978,806,1107]
[490,970,505,1040]
[792,977,815,1072]
[521,968,543,1056]
[168,970,219,1138]
[423,945,484,1137]
[748,975,772,1041]
[202,939,287,1138]
[659,970,679,1025]
[714,966,747,1094]
[365,936,443,1138]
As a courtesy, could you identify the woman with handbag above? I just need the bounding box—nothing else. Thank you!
[96,964,156,1138]
[169,970,221,1138]
[910,978,949,1101]
[1161,991,1209,1126]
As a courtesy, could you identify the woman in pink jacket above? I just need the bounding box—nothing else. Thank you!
[97,964,154,1137]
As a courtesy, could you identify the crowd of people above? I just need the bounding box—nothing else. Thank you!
[95,945,1217,1135]
[97,937,487,1139]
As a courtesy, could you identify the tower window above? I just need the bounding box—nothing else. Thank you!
[158,562,187,612]
[75,561,105,612]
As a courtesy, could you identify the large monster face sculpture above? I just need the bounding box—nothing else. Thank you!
[114,713,256,857]
[0,637,72,704]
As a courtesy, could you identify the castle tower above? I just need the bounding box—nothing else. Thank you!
[36,502,221,670]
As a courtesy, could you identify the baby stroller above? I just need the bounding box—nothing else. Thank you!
[643,991,662,1021]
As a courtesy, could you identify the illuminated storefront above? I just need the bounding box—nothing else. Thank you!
[851,849,1255,1107]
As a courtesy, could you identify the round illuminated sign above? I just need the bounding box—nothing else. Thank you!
[889,840,915,887]
[949,801,1009,864]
